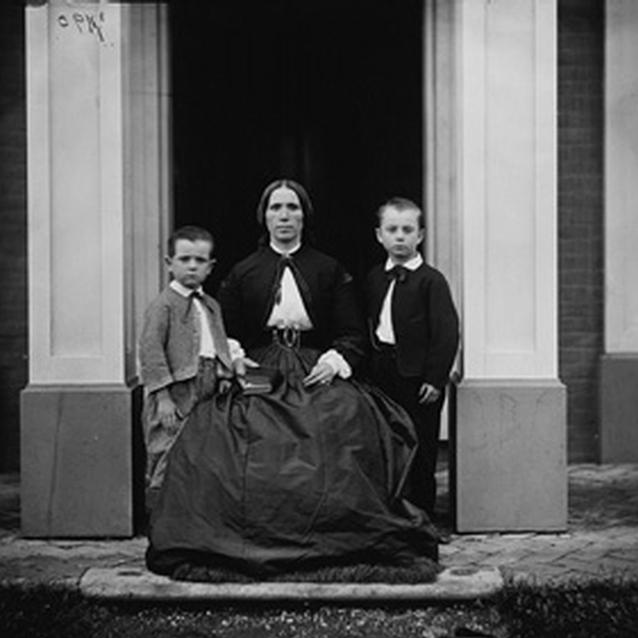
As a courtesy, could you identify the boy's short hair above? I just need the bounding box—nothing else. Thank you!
[167,225,215,258]
[376,197,425,229]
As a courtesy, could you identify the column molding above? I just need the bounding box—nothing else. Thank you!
[424,0,460,306]
[27,1,125,384]
[22,0,170,536]
[123,2,172,383]
[600,0,638,461]
[605,1,638,354]
[449,0,566,531]
[459,0,558,380]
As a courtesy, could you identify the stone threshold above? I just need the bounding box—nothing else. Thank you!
[80,566,503,602]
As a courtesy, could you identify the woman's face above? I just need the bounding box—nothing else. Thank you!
[265,186,304,248]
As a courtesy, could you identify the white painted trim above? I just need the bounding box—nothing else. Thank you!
[460,0,488,377]
[25,2,170,384]
[605,0,638,353]
[99,2,126,380]
[534,0,558,377]
[26,3,52,376]
[458,0,557,379]
[424,0,463,439]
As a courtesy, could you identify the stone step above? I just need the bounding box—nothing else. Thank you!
[79,566,504,602]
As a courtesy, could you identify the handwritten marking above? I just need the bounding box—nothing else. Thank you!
[57,11,107,44]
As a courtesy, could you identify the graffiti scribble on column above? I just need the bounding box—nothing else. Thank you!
[57,12,106,44]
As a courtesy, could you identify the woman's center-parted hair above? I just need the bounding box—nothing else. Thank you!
[376,197,425,230]
[256,179,315,231]
[167,225,215,258]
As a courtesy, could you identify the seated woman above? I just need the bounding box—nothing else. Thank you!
[146,179,439,579]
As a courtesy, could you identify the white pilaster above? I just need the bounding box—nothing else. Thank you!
[123,2,172,382]
[601,0,638,461]
[454,0,566,531]
[424,0,461,443]
[460,0,557,379]
[21,1,170,536]
[425,0,460,301]
[27,1,125,383]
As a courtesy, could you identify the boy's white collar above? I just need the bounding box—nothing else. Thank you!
[384,253,423,272]
[170,279,204,298]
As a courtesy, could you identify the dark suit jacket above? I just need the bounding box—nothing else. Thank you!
[365,262,459,389]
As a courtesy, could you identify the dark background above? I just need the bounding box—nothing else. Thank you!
[170,0,423,290]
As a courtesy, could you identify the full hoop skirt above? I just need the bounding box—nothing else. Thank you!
[146,343,439,578]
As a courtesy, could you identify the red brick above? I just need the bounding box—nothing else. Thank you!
[558,0,604,462]
[0,2,26,472]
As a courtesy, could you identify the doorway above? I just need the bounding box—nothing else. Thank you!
[170,0,423,290]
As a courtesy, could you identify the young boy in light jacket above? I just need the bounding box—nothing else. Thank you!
[139,225,241,510]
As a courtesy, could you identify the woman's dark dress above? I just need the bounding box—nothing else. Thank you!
[146,246,438,577]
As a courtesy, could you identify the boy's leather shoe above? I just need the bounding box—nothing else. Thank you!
[437,528,452,544]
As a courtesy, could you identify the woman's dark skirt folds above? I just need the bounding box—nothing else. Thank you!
[146,343,439,578]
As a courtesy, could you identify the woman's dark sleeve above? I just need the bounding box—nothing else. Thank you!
[329,267,367,371]
[217,268,245,342]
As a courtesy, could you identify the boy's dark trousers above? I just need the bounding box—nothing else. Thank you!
[371,345,444,519]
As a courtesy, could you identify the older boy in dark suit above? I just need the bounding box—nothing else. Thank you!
[366,198,459,522]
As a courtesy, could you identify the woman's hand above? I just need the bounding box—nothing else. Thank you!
[418,383,441,405]
[233,356,260,378]
[303,361,336,387]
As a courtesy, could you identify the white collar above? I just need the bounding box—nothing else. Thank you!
[270,241,302,257]
[170,279,204,298]
[384,253,423,272]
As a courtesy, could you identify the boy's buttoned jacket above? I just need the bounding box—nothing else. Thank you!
[139,287,231,395]
[366,262,460,390]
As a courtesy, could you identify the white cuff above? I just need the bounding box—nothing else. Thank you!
[318,349,352,379]
[228,338,246,362]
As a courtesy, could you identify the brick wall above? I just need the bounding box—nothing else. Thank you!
[558,0,604,462]
[0,3,27,472]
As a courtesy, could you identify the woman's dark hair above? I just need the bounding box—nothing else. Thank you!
[256,179,315,244]
[167,225,215,257]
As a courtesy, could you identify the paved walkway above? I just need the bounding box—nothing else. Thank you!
[1,464,637,589]
[440,464,638,583]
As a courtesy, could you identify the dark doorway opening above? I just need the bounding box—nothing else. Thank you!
[170,0,423,290]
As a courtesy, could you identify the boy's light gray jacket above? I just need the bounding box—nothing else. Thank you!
[139,287,232,394]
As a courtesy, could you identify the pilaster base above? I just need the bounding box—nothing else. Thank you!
[453,379,567,532]
[600,354,638,462]
[20,384,142,538]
